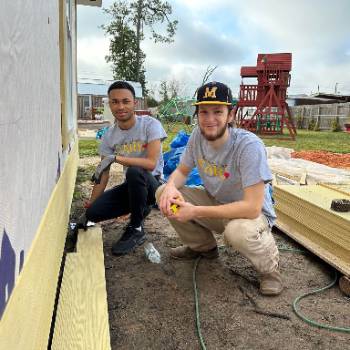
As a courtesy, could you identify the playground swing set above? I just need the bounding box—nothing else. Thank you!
[233,52,297,140]
[158,53,297,140]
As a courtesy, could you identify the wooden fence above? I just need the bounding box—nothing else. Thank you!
[290,102,350,130]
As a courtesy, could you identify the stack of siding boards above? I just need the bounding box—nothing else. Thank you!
[274,184,350,276]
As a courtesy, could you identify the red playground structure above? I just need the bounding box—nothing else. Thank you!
[234,53,296,139]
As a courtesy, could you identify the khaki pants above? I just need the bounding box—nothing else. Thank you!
[156,184,279,274]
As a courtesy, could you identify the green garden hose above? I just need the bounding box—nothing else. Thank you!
[193,256,207,350]
[192,246,350,349]
[292,269,350,333]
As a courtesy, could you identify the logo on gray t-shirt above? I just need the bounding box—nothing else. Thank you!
[99,115,167,177]
[180,127,277,226]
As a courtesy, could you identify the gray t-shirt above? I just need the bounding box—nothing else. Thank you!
[99,115,167,177]
[180,127,276,226]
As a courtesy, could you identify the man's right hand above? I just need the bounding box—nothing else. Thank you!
[159,183,184,217]
[91,155,116,184]
[84,200,92,209]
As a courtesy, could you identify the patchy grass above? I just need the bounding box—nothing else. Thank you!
[261,130,350,153]
[73,165,95,200]
[76,165,95,184]
[79,139,100,157]
[163,126,350,154]
[79,128,350,156]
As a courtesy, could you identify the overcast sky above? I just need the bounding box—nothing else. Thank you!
[77,0,350,98]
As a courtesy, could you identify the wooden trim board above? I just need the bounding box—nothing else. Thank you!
[51,227,111,350]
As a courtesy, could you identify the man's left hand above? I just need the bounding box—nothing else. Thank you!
[168,199,196,222]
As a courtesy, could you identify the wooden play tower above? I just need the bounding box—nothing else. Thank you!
[234,53,296,139]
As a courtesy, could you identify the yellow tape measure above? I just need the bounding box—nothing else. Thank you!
[170,203,179,214]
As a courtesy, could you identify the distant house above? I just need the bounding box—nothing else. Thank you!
[313,93,350,103]
[287,93,350,106]
[0,1,102,349]
[77,80,145,119]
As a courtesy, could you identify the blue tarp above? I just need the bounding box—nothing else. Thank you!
[163,130,202,186]
[96,126,109,140]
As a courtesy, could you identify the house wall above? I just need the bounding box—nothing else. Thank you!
[78,94,105,119]
[0,0,80,347]
[0,0,61,313]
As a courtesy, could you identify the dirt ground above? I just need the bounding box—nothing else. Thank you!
[69,155,350,350]
[292,151,350,170]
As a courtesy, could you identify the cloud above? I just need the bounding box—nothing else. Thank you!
[143,19,243,66]
[76,0,350,94]
[138,1,245,94]
[77,3,107,38]
[229,0,350,93]
[77,36,113,78]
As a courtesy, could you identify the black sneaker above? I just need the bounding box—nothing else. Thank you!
[111,225,146,256]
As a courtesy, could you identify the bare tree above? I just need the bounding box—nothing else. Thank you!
[201,65,218,85]
[192,65,218,98]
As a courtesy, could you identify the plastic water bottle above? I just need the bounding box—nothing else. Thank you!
[144,242,161,264]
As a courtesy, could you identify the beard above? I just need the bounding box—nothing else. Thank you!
[199,119,229,141]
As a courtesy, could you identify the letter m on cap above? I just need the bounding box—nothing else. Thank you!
[204,86,217,98]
